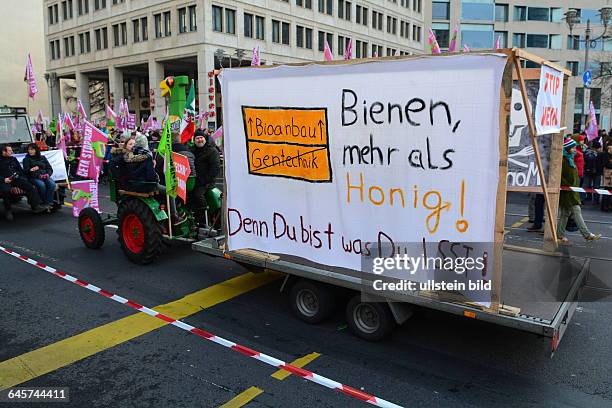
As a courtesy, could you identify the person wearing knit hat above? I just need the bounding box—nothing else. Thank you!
[557,137,601,244]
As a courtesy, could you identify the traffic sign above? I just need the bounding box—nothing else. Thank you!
[583,70,592,87]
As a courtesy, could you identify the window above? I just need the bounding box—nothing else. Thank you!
[355,40,367,58]
[62,0,73,20]
[244,13,253,38]
[566,61,579,76]
[79,32,90,53]
[296,26,304,47]
[154,13,162,37]
[461,23,493,48]
[372,44,383,57]
[318,30,333,51]
[567,35,579,50]
[141,17,148,41]
[551,8,563,23]
[95,27,108,49]
[282,21,290,44]
[413,0,421,13]
[433,23,449,48]
[386,47,395,56]
[526,34,548,48]
[412,25,422,42]
[549,34,561,49]
[111,23,126,46]
[112,0,124,4]
[387,17,397,34]
[338,35,345,56]
[163,11,171,36]
[225,9,235,34]
[121,22,127,44]
[512,32,525,47]
[462,0,494,21]
[527,7,549,21]
[189,5,197,31]
[356,5,368,25]
[494,31,507,47]
[133,19,140,42]
[318,0,333,15]
[212,6,222,32]
[400,21,410,39]
[272,20,280,43]
[372,11,383,30]
[305,28,312,49]
[48,4,59,24]
[49,40,60,60]
[94,0,106,10]
[113,24,119,46]
[513,6,526,21]
[338,0,351,20]
[255,16,264,40]
[78,0,89,15]
[495,4,507,22]
[68,36,75,56]
[296,0,312,9]
[179,7,187,33]
[432,1,449,20]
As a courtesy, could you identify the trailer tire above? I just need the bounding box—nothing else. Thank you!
[346,295,396,341]
[290,279,335,324]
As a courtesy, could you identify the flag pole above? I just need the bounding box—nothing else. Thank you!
[166,194,173,238]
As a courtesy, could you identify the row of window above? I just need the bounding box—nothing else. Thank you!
[433,3,570,24]
[212,5,422,42]
[48,0,119,25]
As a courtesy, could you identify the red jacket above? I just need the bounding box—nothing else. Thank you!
[575,147,585,178]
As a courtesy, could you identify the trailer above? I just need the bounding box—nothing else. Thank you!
[192,48,585,354]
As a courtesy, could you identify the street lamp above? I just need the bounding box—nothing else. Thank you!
[214,48,227,68]
[565,7,611,130]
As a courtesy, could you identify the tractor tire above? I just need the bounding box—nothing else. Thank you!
[78,207,105,249]
[117,199,163,265]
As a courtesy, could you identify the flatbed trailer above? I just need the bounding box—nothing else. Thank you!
[193,237,589,354]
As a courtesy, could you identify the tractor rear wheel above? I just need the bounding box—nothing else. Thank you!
[117,199,162,264]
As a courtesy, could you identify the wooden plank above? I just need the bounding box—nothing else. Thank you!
[543,75,569,251]
[118,190,157,198]
[232,249,280,262]
[489,54,514,313]
[507,186,560,193]
[503,243,562,257]
[513,55,558,244]
[513,48,572,76]
[512,68,540,81]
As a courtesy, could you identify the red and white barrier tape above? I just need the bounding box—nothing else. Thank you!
[560,186,612,195]
[0,245,402,408]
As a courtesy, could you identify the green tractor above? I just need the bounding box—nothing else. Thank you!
[77,177,222,264]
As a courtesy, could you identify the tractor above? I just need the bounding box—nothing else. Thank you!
[77,174,222,265]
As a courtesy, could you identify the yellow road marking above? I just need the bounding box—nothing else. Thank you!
[0,271,280,389]
[271,352,321,380]
[219,386,264,408]
[511,216,530,229]
[63,202,73,207]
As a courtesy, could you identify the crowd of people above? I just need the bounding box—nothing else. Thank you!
[1,119,221,223]
[528,129,612,244]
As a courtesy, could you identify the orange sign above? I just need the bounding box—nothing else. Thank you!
[242,106,331,182]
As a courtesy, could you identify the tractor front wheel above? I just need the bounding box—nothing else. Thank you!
[117,199,162,264]
[78,208,105,249]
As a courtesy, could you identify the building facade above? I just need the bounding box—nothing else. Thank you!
[44,0,425,125]
[425,0,612,132]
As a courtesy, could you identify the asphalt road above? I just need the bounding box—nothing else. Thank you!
[1,191,611,408]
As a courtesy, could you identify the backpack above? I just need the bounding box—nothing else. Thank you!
[583,150,598,175]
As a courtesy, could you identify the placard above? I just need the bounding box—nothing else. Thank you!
[535,65,563,136]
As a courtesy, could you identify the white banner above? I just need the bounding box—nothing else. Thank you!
[15,149,68,182]
[535,65,564,136]
[220,55,505,274]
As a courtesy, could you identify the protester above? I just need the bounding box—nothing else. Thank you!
[583,140,603,204]
[602,145,612,212]
[22,143,56,207]
[123,135,157,184]
[0,145,48,216]
[557,138,601,244]
[191,129,220,209]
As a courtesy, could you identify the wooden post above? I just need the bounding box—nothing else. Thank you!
[490,54,513,312]
[543,75,569,251]
[513,55,558,244]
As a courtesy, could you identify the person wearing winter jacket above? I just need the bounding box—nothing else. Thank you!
[0,144,47,216]
[582,140,603,204]
[22,143,56,206]
[557,138,601,244]
[191,129,220,209]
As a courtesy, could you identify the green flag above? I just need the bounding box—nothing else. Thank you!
[158,120,178,197]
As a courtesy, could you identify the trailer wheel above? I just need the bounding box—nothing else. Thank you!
[290,279,335,324]
[78,208,105,249]
[346,295,396,341]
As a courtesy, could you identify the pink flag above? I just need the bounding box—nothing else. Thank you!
[373,51,378,58]
[77,99,87,119]
[344,39,352,60]
[585,101,599,141]
[63,113,75,130]
[105,104,116,120]
[251,46,260,66]
[56,113,67,160]
[77,120,108,180]
[324,39,333,61]
[145,114,152,131]
[448,24,459,52]
[463,44,470,53]
[36,110,44,125]
[427,29,441,54]
[70,180,99,218]
[495,35,501,49]
[394,49,400,57]
[211,126,223,147]
[24,53,38,99]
